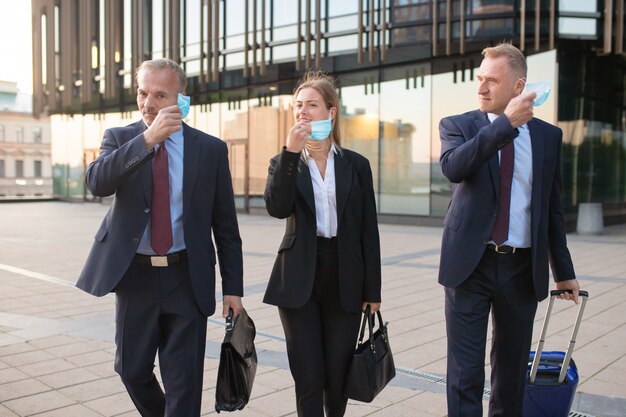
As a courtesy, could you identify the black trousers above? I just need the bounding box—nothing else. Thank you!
[114,259,207,417]
[445,247,537,417]
[278,237,362,417]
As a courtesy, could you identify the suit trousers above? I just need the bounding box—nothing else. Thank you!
[113,259,207,417]
[278,237,362,417]
[445,247,537,417]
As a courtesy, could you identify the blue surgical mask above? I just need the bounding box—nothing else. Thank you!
[309,113,333,141]
[524,81,550,107]
[177,93,190,119]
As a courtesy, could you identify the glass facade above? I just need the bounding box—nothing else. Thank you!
[34,0,626,223]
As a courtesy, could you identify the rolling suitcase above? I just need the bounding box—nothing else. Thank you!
[524,289,589,417]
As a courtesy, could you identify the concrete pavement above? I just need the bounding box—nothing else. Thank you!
[0,201,625,416]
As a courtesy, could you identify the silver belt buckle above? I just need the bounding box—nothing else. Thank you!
[150,256,169,267]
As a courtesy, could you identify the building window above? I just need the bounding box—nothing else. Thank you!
[0,160,4,177]
[16,127,24,143]
[0,125,4,141]
[15,160,24,177]
[33,127,42,143]
[34,160,42,177]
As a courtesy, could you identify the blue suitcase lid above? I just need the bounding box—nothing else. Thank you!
[528,351,578,386]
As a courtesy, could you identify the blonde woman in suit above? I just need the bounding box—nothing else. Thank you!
[264,72,382,417]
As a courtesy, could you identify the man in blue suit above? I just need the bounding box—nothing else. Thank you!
[438,43,580,417]
[77,58,243,417]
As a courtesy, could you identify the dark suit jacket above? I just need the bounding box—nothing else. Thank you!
[76,120,243,316]
[438,110,575,301]
[263,148,381,313]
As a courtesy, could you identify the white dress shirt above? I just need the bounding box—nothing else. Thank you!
[305,145,338,238]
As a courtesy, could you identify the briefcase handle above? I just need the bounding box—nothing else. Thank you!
[225,308,235,336]
[529,289,589,384]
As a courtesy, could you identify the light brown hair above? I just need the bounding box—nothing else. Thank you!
[293,71,342,147]
[482,43,527,79]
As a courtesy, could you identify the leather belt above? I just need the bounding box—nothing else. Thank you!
[134,250,187,267]
[486,244,530,254]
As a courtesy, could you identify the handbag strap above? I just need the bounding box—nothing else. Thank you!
[357,306,387,347]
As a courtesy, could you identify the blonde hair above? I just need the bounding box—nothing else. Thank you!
[482,42,527,79]
[293,71,342,147]
[135,58,187,92]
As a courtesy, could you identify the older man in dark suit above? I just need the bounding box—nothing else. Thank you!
[77,58,243,417]
[438,43,580,417]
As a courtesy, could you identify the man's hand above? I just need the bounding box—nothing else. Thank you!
[503,91,536,128]
[222,295,243,318]
[144,105,182,149]
[555,279,580,304]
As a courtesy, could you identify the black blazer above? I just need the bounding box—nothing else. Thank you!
[263,148,381,313]
[438,110,576,301]
[76,120,243,316]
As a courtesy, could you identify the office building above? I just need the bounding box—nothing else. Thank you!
[0,80,52,199]
[31,0,626,224]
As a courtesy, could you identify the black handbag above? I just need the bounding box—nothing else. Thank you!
[215,308,257,413]
[344,306,396,403]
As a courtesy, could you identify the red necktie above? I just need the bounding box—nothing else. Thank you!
[151,143,173,255]
[491,141,515,246]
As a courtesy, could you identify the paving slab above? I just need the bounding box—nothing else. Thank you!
[0,201,625,417]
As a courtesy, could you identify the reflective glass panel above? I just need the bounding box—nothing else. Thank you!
[379,64,432,215]
[339,72,380,198]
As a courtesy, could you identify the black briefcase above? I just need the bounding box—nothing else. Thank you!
[215,308,257,413]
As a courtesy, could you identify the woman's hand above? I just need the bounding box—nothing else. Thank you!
[285,121,311,153]
[362,302,381,314]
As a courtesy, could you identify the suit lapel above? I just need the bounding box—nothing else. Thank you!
[528,119,544,244]
[182,124,202,221]
[472,111,499,195]
[296,158,315,214]
[334,150,353,228]
[134,121,152,206]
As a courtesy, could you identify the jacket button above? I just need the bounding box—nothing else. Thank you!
[132,238,139,243]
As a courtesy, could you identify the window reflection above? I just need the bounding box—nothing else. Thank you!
[339,72,380,198]
[379,64,432,215]
[184,0,202,76]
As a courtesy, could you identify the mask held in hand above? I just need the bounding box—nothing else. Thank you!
[309,113,333,141]
[178,93,190,119]
[524,81,550,107]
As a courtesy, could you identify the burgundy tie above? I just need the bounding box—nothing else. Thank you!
[491,141,515,246]
[151,143,173,255]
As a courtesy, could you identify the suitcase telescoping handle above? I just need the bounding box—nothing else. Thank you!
[529,289,589,384]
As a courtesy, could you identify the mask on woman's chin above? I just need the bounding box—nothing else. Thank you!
[309,114,333,141]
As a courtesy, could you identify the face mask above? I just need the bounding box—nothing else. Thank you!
[524,81,550,107]
[178,93,190,119]
[309,113,333,141]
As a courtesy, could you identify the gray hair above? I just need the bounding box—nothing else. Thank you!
[135,58,187,92]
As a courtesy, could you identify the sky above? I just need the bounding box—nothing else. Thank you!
[0,1,33,93]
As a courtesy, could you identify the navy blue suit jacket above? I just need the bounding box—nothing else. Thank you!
[76,120,243,316]
[438,110,575,301]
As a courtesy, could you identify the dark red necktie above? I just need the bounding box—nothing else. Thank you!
[491,141,515,246]
[151,143,173,255]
